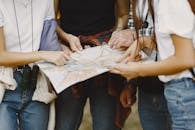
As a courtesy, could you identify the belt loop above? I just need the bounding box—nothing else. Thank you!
[184,78,191,88]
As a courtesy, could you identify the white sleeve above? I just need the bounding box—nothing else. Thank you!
[157,0,195,39]
[0,9,4,27]
[45,0,55,20]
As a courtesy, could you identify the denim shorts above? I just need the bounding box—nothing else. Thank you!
[0,71,49,130]
[164,78,195,130]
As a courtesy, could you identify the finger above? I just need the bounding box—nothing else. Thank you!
[125,54,137,63]
[116,55,126,63]
[75,40,83,51]
[123,57,130,64]
[120,95,131,108]
[70,43,79,52]
[56,58,65,66]
[120,97,128,108]
[65,46,73,55]
[119,42,129,49]
[63,47,72,56]
[61,52,71,60]
[134,54,141,61]
[108,67,121,74]
[126,92,131,106]
[108,36,114,46]
[108,32,117,45]
[112,39,121,49]
[109,37,118,48]
[102,42,107,45]
[84,45,91,49]
[116,50,130,63]
[116,40,131,49]
[120,93,127,108]
[67,49,73,55]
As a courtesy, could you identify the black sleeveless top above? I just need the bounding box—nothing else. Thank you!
[59,0,115,36]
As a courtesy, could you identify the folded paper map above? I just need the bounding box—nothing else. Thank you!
[37,45,125,94]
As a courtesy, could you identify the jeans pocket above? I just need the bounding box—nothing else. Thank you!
[165,79,195,129]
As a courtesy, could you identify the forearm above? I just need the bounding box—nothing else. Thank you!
[0,51,42,67]
[137,55,195,77]
[54,0,69,42]
[115,0,129,31]
[115,15,129,31]
[56,25,69,42]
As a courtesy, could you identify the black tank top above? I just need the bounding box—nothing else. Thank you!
[59,0,115,36]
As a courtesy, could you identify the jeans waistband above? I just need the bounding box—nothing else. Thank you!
[13,65,26,73]
[165,77,194,86]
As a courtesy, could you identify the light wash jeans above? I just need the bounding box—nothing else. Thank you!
[164,78,195,130]
[0,71,49,130]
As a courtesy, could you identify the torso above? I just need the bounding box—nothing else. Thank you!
[59,0,115,36]
[0,0,54,52]
[153,0,195,82]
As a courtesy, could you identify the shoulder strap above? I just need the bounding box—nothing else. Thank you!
[188,0,195,14]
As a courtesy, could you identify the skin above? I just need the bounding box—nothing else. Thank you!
[107,0,195,107]
[54,0,130,52]
[113,35,156,107]
[109,35,195,79]
[0,27,70,67]
[110,34,195,108]
[108,29,136,50]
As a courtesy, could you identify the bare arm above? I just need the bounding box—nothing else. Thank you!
[115,0,130,31]
[0,27,69,67]
[109,0,134,49]
[138,35,195,76]
[109,35,195,79]
[54,0,82,52]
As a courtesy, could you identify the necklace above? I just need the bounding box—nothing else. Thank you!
[13,0,34,51]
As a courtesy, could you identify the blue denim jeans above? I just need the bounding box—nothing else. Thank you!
[55,78,120,130]
[164,78,195,130]
[0,71,49,130]
[138,89,172,130]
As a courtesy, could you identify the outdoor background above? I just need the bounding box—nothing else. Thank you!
[79,100,142,130]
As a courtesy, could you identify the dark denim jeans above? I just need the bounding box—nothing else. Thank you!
[164,78,195,130]
[0,71,49,130]
[138,89,172,130]
[55,78,120,130]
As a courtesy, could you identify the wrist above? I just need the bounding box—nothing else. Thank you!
[136,63,145,77]
[38,51,46,61]
[58,30,70,42]
[115,27,123,32]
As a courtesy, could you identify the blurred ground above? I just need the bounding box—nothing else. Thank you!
[79,100,142,130]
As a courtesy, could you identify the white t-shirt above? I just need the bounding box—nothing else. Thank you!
[0,0,54,52]
[154,0,195,82]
